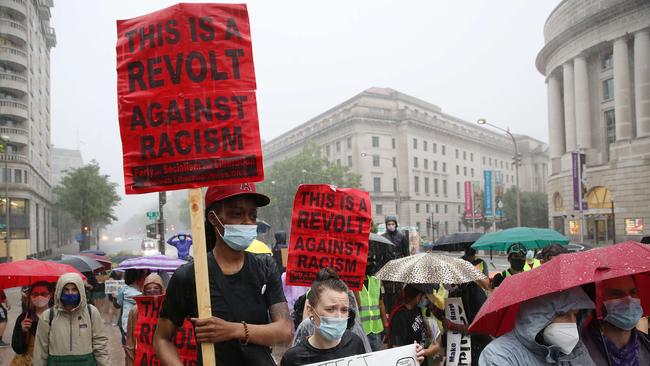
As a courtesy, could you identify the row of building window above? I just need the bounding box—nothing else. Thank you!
[1,168,28,184]
[375,202,462,216]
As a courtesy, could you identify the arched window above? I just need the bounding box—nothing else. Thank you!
[553,192,563,210]
[586,186,612,209]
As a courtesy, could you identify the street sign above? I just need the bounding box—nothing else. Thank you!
[0,224,5,229]
[146,211,159,220]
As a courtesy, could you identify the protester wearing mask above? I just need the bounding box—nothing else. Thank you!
[388,285,438,362]
[582,275,650,365]
[167,233,192,260]
[491,243,527,289]
[33,272,110,366]
[524,250,541,271]
[125,274,165,366]
[479,287,596,365]
[155,183,292,366]
[381,215,409,313]
[10,282,53,365]
[281,268,385,366]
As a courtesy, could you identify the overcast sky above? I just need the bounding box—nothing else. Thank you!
[50,0,558,230]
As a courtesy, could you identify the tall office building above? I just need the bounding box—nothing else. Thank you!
[264,88,548,238]
[537,0,650,243]
[0,0,55,260]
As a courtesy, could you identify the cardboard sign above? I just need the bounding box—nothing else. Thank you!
[303,344,418,366]
[104,279,125,296]
[286,185,371,291]
[445,297,472,366]
[116,3,263,194]
[133,295,197,365]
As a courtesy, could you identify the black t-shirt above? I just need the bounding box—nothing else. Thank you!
[280,331,366,366]
[389,306,426,347]
[160,252,286,365]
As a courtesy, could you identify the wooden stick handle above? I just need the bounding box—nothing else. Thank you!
[189,188,216,364]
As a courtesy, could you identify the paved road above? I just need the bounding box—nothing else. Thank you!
[0,288,126,366]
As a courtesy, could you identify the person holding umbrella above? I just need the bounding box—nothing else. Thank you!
[10,281,53,365]
[491,243,527,289]
[582,275,650,365]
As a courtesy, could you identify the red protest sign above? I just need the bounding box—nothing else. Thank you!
[116,3,263,194]
[286,185,371,291]
[134,295,197,365]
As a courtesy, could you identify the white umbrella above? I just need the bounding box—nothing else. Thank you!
[375,252,486,285]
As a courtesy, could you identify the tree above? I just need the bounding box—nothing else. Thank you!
[53,161,121,250]
[257,144,362,232]
[498,188,548,229]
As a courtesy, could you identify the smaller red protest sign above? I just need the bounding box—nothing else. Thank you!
[286,185,371,291]
[134,295,197,365]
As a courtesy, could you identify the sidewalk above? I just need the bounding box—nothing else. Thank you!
[0,287,126,366]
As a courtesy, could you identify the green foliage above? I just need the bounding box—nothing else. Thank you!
[53,161,121,250]
[498,188,549,229]
[258,144,362,232]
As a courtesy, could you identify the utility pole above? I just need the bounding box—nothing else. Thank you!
[1,135,10,261]
[158,192,166,254]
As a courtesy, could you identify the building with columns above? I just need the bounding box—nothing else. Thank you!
[263,87,548,239]
[537,0,650,244]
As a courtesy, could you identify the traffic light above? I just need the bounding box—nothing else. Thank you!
[426,217,432,229]
[146,223,157,239]
[512,153,522,167]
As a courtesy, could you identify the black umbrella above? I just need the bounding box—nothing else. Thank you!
[432,232,483,252]
[58,255,103,273]
[369,233,394,246]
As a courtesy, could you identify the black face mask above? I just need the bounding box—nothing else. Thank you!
[510,258,526,271]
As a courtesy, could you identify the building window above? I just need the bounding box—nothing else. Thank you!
[392,138,396,149]
[433,143,437,153]
[456,165,460,175]
[445,221,448,235]
[463,151,466,160]
[605,109,616,156]
[426,204,430,213]
[392,157,396,167]
[603,78,614,101]
[376,204,383,215]
[347,137,352,149]
[325,145,330,156]
[336,159,341,166]
[336,141,341,152]
[393,178,397,192]
[483,156,486,165]
[443,180,448,195]
[413,138,418,149]
[458,204,461,213]
[373,177,381,192]
[442,145,446,155]
[423,141,428,151]
[413,157,418,168]
[435,204,439,213]
[433,161,438,171]
[415,203,420,213]
[14,169,21,184]
[414,176,420,193]
[601,52,613,70]
[470,153,474,162]
[456,181,460,197]
[442,162,447,172]
[347,155,352,167]
[424,177,430,194]
[434,178,439,194]
[463,167,467,176]
[458,221,462,232]
[444,204,448,214]
[373,155,380,167]
[424,159,428,170]
[372,136,380,147]
[455,149,459,159]
[471,168,474,177]
[489,157,492,166]
[2,168,10,183]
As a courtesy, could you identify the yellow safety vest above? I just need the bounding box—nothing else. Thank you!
[359,275,383,335]
[524,258,541,271]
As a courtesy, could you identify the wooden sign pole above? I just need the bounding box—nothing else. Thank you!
[188,188,216,364]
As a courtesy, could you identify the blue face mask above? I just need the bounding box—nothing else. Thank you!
[214,214,257,251]
[603,296,643,330]
[314,312,348,341]
[60,293,80,307]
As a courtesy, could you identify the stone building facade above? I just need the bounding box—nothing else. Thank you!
[0,0,55,260]
[263,88,548,239]
[537,0,650,244]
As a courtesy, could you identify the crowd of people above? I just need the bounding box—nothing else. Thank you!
[0,183,648,366]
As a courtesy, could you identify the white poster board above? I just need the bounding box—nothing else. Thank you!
[104,279,125,296]
[445,297,472,366]
[303,344,418,366]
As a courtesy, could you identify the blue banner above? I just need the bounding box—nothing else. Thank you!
[484,170,493,218]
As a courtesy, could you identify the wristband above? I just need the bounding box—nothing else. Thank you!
[240,321,249,345]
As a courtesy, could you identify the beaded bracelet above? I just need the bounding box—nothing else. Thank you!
[240,321,249,345]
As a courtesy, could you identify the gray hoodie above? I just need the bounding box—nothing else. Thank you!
[33,272,110,366]
[479,287,596,366]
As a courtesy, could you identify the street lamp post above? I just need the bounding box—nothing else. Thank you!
[1,135,10,261]
[477,119,521,227]
[360,153,401,216]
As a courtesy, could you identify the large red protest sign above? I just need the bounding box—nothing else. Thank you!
[286,185,371,291]
[116,3,263,194]
[134,295,197,365]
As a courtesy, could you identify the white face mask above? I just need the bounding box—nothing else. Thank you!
[542,322,580,355]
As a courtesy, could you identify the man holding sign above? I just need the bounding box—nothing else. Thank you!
[154,183,292,365]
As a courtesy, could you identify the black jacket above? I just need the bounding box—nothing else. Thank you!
[12,311,38,355]
[382,230,409,259]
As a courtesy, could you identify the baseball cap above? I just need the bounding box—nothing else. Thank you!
[507,243,527,257]
[205,183,270,208]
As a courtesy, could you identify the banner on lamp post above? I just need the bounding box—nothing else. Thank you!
[484,170,493,219]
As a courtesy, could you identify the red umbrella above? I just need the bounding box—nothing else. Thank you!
[468,241,650,336]
[0,259,87,290]
[79,253,112,271]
